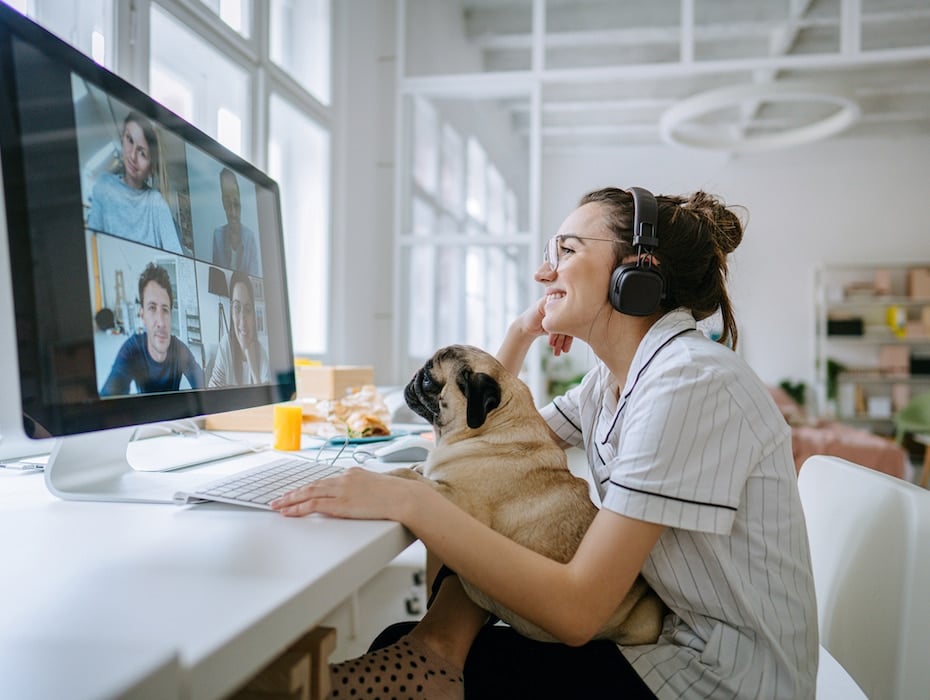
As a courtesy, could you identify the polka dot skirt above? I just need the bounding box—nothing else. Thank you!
[328,636,464,700]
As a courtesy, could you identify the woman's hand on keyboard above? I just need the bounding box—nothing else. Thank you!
[270,467,426,521]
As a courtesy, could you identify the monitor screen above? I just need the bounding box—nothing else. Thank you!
[0,5,296,448]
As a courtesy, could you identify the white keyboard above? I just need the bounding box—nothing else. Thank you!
[175,456,344,509]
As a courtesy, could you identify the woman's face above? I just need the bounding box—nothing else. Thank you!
[121,120,153,189]
[535,202,618,338]
[231,281,255,348]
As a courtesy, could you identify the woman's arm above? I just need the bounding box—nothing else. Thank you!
[272,469,663,645]
[497,297,575,449]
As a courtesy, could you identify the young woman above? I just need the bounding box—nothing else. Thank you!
[87,110,182,253]
[272,187,819,700]
[209,270,269,387]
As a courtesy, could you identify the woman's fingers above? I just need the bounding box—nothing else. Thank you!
[549,333,574,356]
[269,467,398,519]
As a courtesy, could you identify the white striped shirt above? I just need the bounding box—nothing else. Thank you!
[540,309,819,699]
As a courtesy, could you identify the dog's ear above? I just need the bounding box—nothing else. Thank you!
[456,368,501,429]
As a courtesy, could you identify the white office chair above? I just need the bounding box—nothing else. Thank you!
[799,455,930,700]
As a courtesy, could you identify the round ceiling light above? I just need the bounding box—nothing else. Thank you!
[659,81,861,152]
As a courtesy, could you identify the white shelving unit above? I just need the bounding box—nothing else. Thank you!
[814,263,930,436]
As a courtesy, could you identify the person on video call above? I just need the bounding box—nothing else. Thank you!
[87,110,183,254]
[101,263,204,396]
[209,270,269,387]
[212,167,260,276]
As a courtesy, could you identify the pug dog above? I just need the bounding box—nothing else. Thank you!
[391,344,665,645]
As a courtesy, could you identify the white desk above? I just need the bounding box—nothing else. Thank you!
[0,439,415,700]
[0,636,180,700]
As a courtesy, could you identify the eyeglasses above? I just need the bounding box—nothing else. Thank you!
[543,234,617,272]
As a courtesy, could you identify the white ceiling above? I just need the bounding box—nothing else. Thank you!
[457,0,930,151]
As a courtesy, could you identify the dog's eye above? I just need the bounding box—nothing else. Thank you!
[421,372,434,389]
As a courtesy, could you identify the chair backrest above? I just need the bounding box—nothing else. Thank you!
[798,456,930,700]
[893,390,930,442]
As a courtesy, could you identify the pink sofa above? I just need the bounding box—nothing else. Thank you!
[768,386,909,479]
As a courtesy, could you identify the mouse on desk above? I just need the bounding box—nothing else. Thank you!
[373,435,433,463]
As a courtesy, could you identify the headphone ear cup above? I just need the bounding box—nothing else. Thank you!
[609,264,664,316]
[609,264,631,312]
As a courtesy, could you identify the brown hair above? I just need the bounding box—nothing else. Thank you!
[138,262,173,308]
[579,187,745,348]
[123,111,160,183]
[228,270,255,372]
[123,110,173,204]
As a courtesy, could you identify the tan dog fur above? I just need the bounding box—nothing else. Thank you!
[392,344,665,645]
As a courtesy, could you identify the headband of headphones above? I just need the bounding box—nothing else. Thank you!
[629,186,659,253]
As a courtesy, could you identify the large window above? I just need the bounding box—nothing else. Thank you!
[270,0,331,104]
[198,0,252,38]
[15,1,334,360]
[150,5,251,158]
[399,94,529,378]
[268,95,330,355]
[6,0,114,67]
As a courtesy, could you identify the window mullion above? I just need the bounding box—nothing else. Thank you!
[154,0,259,65]
[252,0,270,170]
[114,0,150,89]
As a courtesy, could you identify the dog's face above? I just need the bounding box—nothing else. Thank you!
[404,345,503,434]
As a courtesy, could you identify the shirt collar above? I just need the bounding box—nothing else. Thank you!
[618,308,697,401]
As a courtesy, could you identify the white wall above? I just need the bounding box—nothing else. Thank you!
[331,0,398,378]
[542,137,930,393]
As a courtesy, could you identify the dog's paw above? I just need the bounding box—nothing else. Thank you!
[387,465,426,480]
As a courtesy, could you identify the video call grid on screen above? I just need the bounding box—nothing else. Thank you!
[0,11,296,436]
[74,77,270,397]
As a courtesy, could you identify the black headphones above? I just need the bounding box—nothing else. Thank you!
[608,186,665,316]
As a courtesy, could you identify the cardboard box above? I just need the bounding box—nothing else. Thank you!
[204,402,283,432]
[892,383,911,411]
[873,268,892,296]
[906,320,928,339]
[296,365,374,400]
[907,268,930,299]
[878,345,909,376]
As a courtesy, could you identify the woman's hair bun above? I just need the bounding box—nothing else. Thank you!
[683,191,745,256]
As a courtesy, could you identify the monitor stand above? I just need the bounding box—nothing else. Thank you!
[44,427,207,504]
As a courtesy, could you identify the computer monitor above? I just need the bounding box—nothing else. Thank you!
[0,4,296,502]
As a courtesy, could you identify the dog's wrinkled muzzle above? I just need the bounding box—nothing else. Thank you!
[404,369,441,425]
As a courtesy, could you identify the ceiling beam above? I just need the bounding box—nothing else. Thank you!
[470,8,930,51]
